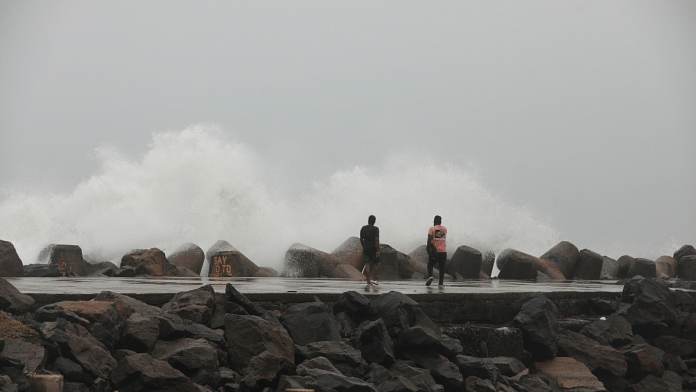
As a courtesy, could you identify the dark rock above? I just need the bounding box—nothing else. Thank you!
[678,255,696,281]
[184,323,226,350]
[168,243,205,275]
[624,345,665,380]
[353,319,395,366]
[621,278,680,329]
[512,294,559,360]
[442,325,523,359]
[400,349,463,391]
[52,357,94,385]
[240,350,294,390]
[0,241,23,277]
[511,375,553,392]
[52,301,121,339]
[661,370,682,392]
[539,241,579,278]
[652,335,696,358]
[63,323,117,379]
[35,304,90,326]
[447,246,482,279]
[655,256,678,279]
[225,283,263,316]
[369,291,440,337]
[376,244,401,280]
[588,298,620,315]
[281,301,342,346]
[295,341,366,379]
[556,329,627,378]
[627,258,657,279]
[1,340,46,373]
[569,249,603,280]
[151,338,219,383]
[662,353,687,374]
[121,312,159,353]
[23,263,64,277]
[626,374,670,392]
[297,356,342,375]
[0,277,35,314]
[489,357,526,377]
[224,314,294,372]
[389,362,441,392]
[109,353,197,392]
[333,291,371,318]
[579,315,633,347]
[300,368,378,392]
[453,355,499,383]
[397,325,462,360]
[463,376,495,392]
[674,245,696,262]
[161,284,216,325]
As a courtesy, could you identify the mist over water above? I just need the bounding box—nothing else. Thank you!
[0,126,560,272]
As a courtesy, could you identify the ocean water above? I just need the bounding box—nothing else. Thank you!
[0,126,559,275]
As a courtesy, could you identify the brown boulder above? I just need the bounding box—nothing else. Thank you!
[120,248,187,277]
[655,256,677,279]
[0,240,23,277]
[208,250,271,278]
[331,237,364,271]
[447,245,483,279]
[616,255,634,279]
[283,243,363,280]
[569,249,603,280]
[677,255,696,281]
[39,244,93,276]
[674,245,696,261]
[497,249,564,280]
[532,357,606,391]
[539,241,579,278]
[627,258,656,279]
[224,313,294,372]
[167,243,204,275]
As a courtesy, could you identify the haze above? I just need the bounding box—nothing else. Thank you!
[1,1,694,263]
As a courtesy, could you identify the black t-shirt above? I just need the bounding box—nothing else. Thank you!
[360,224,379,256]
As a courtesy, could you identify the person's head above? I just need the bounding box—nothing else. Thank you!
[368,215,376,225]
[434,215,441,226]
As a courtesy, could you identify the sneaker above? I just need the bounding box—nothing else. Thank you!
[426,277,434,286]
[438,284,444,288]
[371,280,379,285]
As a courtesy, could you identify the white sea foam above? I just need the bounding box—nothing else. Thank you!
[0,125,560,275]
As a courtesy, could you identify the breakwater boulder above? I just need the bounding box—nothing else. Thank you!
[0,240,24,277]
[1,277,696,391]
[120,248,199,277]
[168,242,205,275]
[283,243,364,280]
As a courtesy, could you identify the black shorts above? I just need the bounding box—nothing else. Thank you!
[364,254,381,266]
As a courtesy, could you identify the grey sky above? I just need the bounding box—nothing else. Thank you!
[1,1,695,261]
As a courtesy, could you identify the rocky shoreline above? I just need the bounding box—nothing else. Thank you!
[1,274,696,392]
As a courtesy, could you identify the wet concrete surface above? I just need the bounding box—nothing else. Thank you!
[7,276,623,296]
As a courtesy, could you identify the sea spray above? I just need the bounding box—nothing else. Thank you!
[0,125,559,274]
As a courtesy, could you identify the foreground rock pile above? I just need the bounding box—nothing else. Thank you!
[1,276,696,391]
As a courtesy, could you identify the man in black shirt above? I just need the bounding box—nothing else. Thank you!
[360,215,380,284]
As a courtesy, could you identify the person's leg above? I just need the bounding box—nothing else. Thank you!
[363,255,372,282]
[437,252,446,286]
[372,265,380,281]
[426,254,435,285]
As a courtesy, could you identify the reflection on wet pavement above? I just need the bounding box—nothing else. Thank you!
[6,276,623,295]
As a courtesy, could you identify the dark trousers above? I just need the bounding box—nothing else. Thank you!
[427,252,447,286]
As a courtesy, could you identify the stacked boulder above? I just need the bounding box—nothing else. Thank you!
[4,273,696,391]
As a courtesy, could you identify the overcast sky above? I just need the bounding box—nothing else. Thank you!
[1,1,695,262]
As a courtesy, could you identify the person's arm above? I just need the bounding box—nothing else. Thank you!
[375,237,380,256]
[427,234,433,250]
